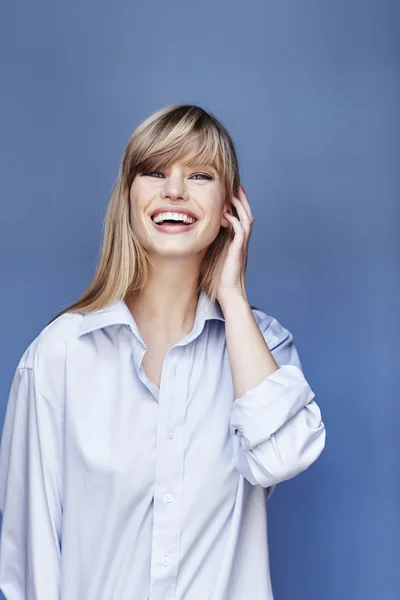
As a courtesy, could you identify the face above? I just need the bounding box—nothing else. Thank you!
[129,156,230,260]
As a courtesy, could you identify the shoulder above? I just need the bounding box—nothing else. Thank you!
[16,311,84,400]
[18,312,83,370]
[250,306,303,369]
[250,306,293,350]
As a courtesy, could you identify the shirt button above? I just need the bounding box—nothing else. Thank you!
[168,429,175,439]
[164,493,172,503]
[161,556,170,566]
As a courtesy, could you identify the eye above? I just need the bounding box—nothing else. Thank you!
[141,171,214,180]
[191,173,213,181]
[142,171,164,178]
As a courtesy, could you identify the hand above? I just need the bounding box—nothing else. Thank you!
[216,185,254,305]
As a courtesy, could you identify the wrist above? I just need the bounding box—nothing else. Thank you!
[218,291,250,316]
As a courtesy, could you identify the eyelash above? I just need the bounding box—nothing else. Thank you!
[142,171,213,181]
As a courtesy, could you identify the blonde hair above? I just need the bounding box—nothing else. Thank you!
[48,104,242,324]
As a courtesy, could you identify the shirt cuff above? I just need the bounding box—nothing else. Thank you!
[229,364,316,451]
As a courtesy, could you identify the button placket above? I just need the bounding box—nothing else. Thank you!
[149,350,187,600]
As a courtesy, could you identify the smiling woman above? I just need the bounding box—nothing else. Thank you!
[0,104,325,600]
[44,104,241,320]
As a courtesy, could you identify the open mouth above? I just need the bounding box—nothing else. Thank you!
[151,215,197,226]
[150,213,199,232]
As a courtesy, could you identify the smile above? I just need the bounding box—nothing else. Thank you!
[149,211,199,234]
[150,217,199,234]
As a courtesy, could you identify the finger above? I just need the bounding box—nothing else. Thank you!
[224,212,246,238]
[232,196,253,228]
[226,209,250,259]
[231,196,252,233]
[238,186,254,222]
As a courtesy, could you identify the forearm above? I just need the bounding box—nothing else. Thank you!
[220,293,279,399]
[221,294,326,488]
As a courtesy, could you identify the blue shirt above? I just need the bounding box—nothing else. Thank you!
[0,290,326,600]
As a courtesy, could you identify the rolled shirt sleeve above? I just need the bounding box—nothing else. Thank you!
[229,316,326,492]
[0,365,63,599]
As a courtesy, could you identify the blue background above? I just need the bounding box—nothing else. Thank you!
[0,2,399,599]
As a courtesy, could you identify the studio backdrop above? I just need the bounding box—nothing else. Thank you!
[0,2,398,599]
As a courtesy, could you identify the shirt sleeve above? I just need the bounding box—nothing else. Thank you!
[229,317,326,494]
[0,366,63,599]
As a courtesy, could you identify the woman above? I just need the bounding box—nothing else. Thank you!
[0,104,326,600]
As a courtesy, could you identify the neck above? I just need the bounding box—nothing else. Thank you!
[125,258,202,340]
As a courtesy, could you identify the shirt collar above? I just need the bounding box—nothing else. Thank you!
[78,289,225,338]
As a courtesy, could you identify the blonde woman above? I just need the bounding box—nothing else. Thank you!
[0,105,326,600]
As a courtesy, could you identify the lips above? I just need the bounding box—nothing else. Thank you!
[149,206,199,221]
[150,217,199,234]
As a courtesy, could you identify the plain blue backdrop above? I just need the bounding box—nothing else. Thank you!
[0,2,399,599]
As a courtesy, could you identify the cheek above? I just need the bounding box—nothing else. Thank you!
[204,186,225,214]
[199,205,226,243]
[129,184,147,222]
[207,197,226,227]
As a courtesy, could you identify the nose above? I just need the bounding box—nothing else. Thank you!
[160,173,189,202]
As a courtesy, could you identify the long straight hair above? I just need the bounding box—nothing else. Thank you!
[48,104,243,324]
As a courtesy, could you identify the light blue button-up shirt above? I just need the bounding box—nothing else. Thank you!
[0,290,326,600]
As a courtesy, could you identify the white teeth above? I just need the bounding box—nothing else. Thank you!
[152,211,196,225]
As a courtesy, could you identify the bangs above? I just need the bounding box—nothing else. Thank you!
[136,131,224,176]
[128,113,233,185]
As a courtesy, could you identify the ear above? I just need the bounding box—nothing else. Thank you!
[220,201,231,229]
